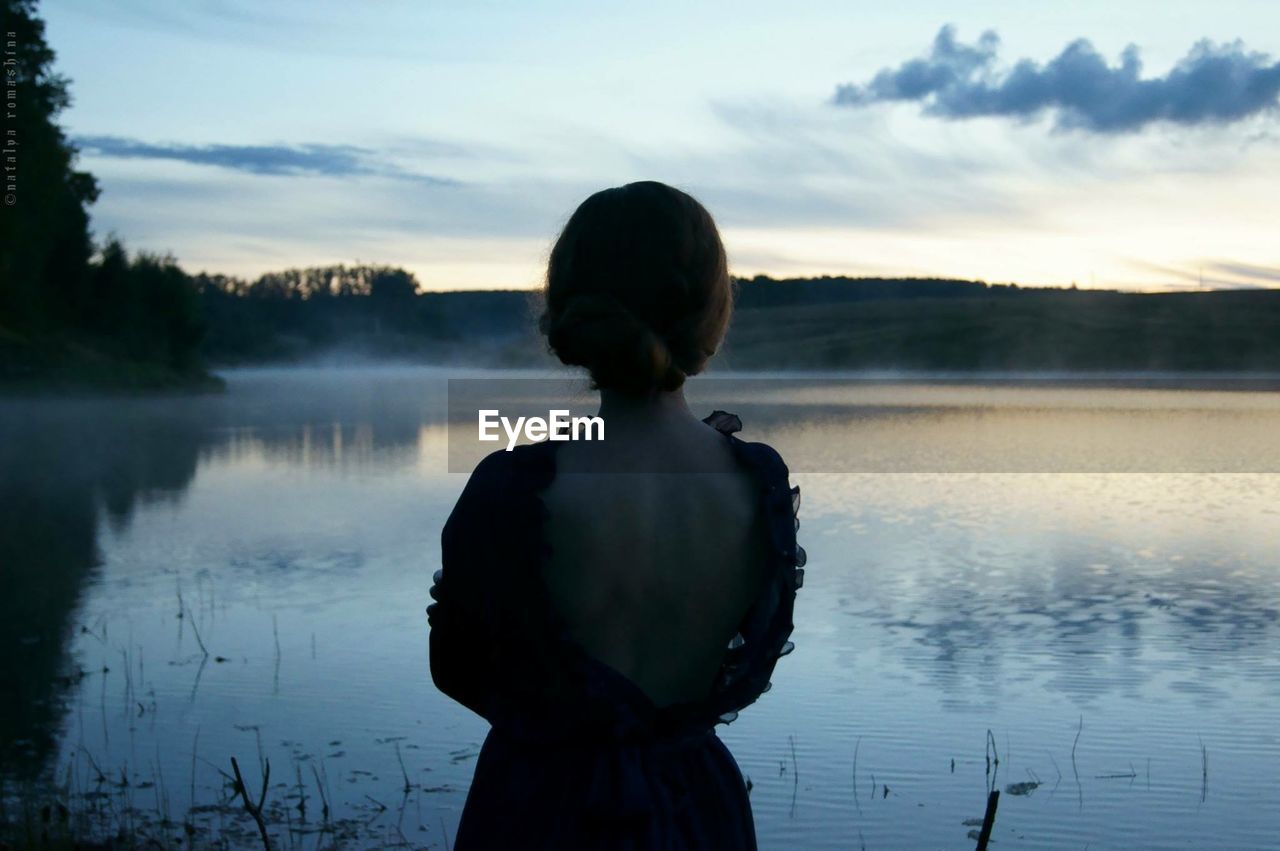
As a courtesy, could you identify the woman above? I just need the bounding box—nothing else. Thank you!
[428,181,805,849]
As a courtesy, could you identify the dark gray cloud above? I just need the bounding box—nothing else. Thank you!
[75,135,457,184]
[834,26,1280,133]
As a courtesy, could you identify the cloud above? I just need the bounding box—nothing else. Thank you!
[74,135,457,184]
[833,26,1280,133]
[1130,260,1275,289]
[1209,261,1280,284]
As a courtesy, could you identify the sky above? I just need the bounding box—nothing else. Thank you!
[41,0,1280,291]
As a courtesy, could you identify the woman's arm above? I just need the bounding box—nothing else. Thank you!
[427,452,514,720]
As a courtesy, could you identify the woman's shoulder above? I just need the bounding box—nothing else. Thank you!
[462,441,557,494]
[702,410,791,483]
[704,409,804,568]
[444,443,557,541]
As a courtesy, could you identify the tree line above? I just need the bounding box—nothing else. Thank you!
[196,264,452,363]
[0,0,209,386]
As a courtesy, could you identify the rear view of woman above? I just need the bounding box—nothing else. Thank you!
[428,181,806,849]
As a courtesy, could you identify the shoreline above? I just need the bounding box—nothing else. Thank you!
[0,334,226,398]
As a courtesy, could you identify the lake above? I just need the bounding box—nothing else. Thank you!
[2,367,1279,849]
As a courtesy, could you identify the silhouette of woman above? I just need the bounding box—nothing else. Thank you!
[428,181,805,849]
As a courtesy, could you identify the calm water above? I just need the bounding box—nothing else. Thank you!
[3,368,1279,849]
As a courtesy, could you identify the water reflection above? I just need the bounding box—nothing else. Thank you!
[0,401,205,777]
[0,371,448,780]
[807,472,1280,711]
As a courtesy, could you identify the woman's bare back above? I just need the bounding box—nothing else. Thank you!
[540,412,768,708]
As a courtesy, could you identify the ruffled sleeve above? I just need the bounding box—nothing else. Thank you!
[698,411,806,726]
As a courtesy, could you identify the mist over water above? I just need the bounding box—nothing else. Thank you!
[2,366,1279,849]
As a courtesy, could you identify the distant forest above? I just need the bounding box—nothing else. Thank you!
[3,0,1279,390]
[194,269,1280,373]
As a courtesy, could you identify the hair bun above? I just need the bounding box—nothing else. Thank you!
[544,294,684,394]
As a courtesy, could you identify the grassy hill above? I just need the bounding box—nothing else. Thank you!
[719,286,1280,372]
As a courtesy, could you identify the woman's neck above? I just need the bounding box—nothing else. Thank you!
[597,387,696,427]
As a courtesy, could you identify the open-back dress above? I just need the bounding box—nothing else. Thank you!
[427,412,806,850]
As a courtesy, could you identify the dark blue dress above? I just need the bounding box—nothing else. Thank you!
[428,412,806,850]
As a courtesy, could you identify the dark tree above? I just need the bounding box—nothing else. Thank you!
[369,266,419,303]
[0,0,99,333]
